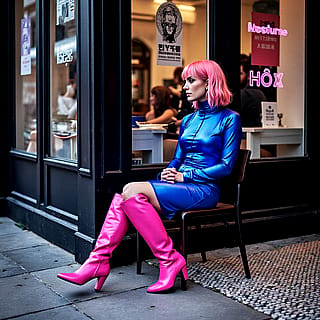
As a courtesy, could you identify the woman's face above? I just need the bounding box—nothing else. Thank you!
[150,93,157,106]
[183,76,207,102]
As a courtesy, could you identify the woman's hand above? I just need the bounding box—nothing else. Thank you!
[160,168,184,184]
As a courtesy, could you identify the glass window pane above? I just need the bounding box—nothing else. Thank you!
[131,0,207,166]
[15,0,37,153]
[240,0,305,159]
[50,0,77,161]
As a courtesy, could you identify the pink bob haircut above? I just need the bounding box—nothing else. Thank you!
[181,60,232,108]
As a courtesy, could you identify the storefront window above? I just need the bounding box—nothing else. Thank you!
[240,0,305,159]
[50,0,77,161]
[15,0,37,153]
[131,0,207,165]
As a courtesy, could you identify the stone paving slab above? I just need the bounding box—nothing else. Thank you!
[0,216,270,320]
[33,263,158,304]
[4,244,75,273]
[0,273,69,320]
[0,217,50,257]
[7,306,91,320]
[0,219,26,235]
[0,227,49,253]
[75,282,268,320]
[0,252,26,278]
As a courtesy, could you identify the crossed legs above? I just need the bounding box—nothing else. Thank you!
[122,181,161,212]
[57,181,187,293]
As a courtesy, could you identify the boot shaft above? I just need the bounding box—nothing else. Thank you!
[121,194,178,265]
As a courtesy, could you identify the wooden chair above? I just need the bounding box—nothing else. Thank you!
[163,139,178,162]
[136,149,252,285]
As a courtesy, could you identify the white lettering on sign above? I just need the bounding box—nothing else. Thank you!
[248,22,288,37]
[57,48,73,65]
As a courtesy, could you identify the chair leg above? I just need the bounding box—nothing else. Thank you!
[201,251,207,262]
[195,223,207,262]
[180,215,188,290]
[235,208,251,279]
[136,232,142,274]
[239,242,251,279]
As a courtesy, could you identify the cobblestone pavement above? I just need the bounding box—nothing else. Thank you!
[186,234,320,320]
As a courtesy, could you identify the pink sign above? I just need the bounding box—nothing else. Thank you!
[250,12,280,67]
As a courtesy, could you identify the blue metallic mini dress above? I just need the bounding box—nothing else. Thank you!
[149,100,242,219]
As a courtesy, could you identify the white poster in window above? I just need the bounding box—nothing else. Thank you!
[261,102,278,127]
[21,15,31,76]
[56,0,75,25]
[156,2,183,66]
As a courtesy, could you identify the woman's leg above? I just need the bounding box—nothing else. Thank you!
[57,193,129,291]
[120,192,188,293]
[122,181,161,212]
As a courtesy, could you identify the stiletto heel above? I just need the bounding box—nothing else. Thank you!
[95,276,107,291]
[181,265,188,280]
[180,265,188,291]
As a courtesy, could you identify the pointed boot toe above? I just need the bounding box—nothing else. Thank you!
[57,259,110,288]
[57,272,85,285]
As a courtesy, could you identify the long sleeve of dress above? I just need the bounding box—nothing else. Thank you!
[167,106,242,184]
[149,102,242,219]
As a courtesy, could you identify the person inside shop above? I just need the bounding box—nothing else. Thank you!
[168,66,185,111]
[239,54,267,127]
[239,54,275,157]
[57,80,77,120]
[57,60,242,294]
[168,67,194,134]
[144,85,177,124]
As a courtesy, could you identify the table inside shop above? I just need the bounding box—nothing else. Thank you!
[132,127,167,164]
[242,127,303,159]
[53,132,77,160]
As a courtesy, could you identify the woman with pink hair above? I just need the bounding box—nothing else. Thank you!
[57,60,242,294]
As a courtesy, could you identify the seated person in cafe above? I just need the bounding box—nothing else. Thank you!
[145,85,177,124]
[168,67,194,132]
[57,80,77,120]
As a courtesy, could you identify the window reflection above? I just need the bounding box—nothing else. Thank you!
[50,0,77,161]
[240,0,305,159]
[15,0,37,153]
[131,0,207,165]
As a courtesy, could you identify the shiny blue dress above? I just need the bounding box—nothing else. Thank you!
[149,100,242,219]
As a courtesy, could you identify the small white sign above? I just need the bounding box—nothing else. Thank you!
[56,0,75,25]
[56,48,73,65]
[21,15,31,75]
[261,102,278,127]
[156,2,183,66]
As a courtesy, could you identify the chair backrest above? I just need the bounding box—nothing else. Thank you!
[219,149,251,204]
[233,149,251,184]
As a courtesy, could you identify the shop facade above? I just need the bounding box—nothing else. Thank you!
[1,0,318,263]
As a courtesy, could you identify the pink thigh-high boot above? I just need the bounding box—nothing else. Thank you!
[57,193,129,291]
[121,194,188,293]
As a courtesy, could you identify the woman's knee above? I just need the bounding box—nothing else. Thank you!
[122,182,161,212]
[122,182,149,200]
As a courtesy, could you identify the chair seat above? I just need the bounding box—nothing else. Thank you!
[180,202,235,219]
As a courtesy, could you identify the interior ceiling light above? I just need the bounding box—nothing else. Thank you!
[153,0,196,12]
